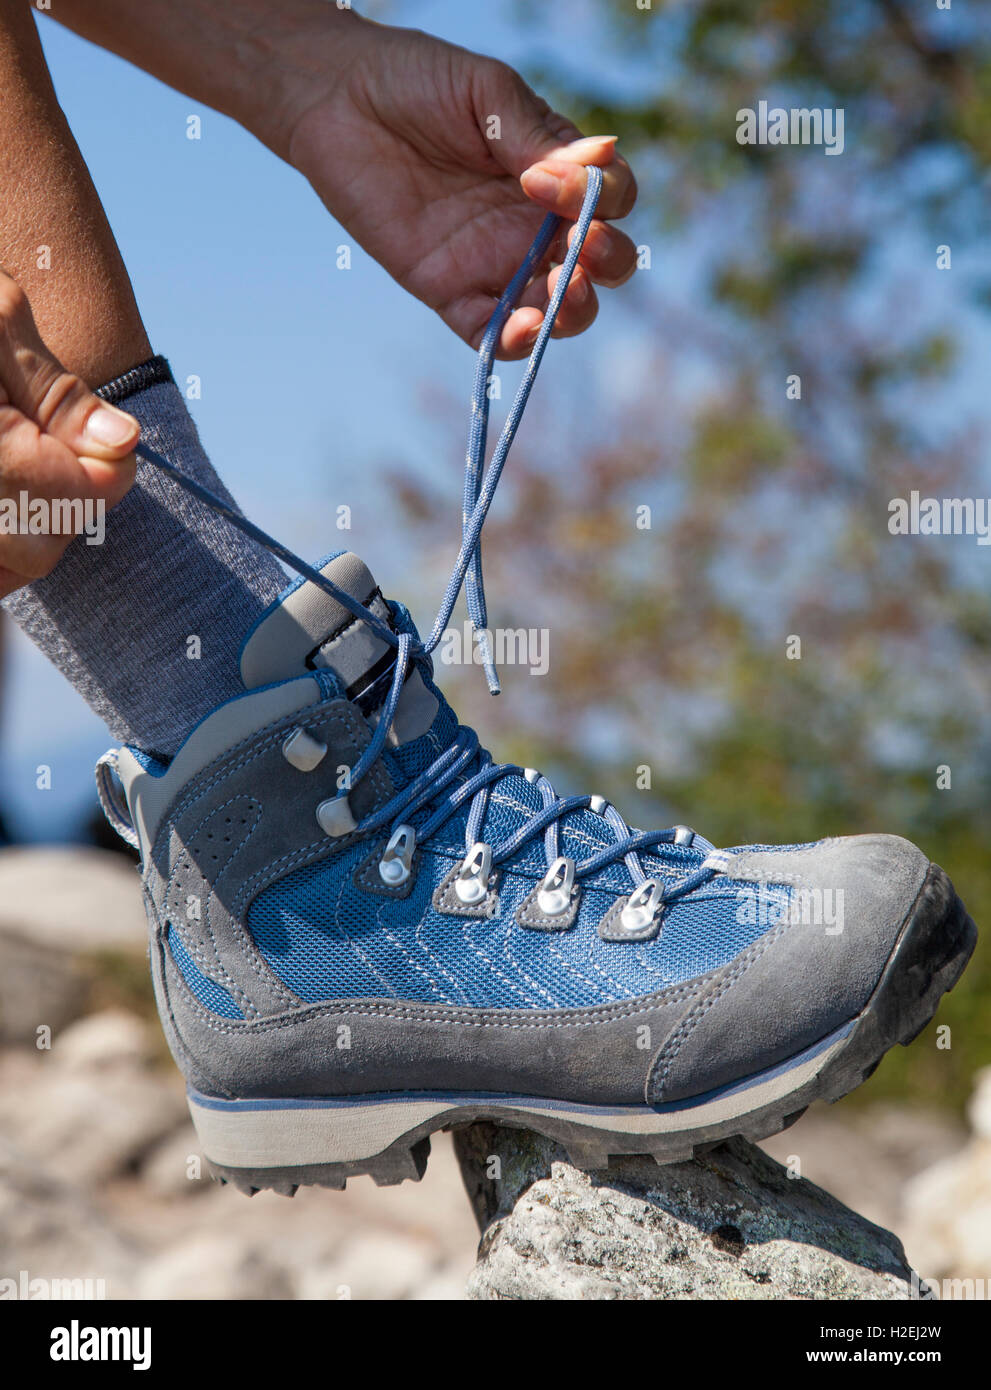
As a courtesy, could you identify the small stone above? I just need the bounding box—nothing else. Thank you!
[138,1234,292,1300]
[967,1067,991,1142]
[0,847,147,1045]
[0,847,146,952]
[302,1232,438,1301]
[0,1010,186,1186]
[53,1009,153,1071]
[139,1125,210,1199]
[0,1137,138,1298]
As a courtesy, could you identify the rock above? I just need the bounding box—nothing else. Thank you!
[760,1101,967,1234]
[0,847,147,1045]
[967,1067,991,1141]
[411,1269,467,1301]
[901,1070,991,1285]
[456,1124,917,1300]
[0,1010,187,1186]
[0,1137,139,1299]
[0,846,146,952]
[138,1233,293,1300]
[54,1009,153,1070]
[0,930,90,1045]
[299,1232,438,1301]
[139,1124,210,1199]
[902,1145,991,1285]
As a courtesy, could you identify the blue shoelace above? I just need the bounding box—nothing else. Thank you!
[130,166,716,910]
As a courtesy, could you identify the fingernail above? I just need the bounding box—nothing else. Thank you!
[566,134,618,152]
[85,404,137,447]
[521,167,561,201]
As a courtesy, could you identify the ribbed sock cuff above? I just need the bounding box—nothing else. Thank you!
[96,355,175,404]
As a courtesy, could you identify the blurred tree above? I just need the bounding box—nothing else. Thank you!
[392,1,991,1106]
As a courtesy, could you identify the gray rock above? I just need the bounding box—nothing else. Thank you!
[761,1101,967,1234]
[54,1009,153,1070]
[900,1069,991,1284]
[0,930,90,1045]
[456,1124,917,1300]
[0,1011,187,1187]
[0,847,147,1045]
[138,1124,210,1199]
[0,847,146,952]
[0,1137,139,1299]
[299,1232,438,1301]
[138,1233,293,1301]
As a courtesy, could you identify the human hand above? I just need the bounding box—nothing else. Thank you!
[279,16,638,359]
[0,273,138,599]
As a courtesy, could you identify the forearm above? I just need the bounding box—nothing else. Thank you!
[46,0,367,159]
[0,1,149,381]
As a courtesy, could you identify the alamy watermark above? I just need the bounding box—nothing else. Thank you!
[735,884,845,935]
[50,1320,151,1371]
[0,1269,106,1299]
[889,491,991,545]
[736,101,845,156]
[439,622,549,677]
[0,493,105,545]
[912,1269,991,1300]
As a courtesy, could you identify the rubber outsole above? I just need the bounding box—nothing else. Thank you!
[202,862,976,1196]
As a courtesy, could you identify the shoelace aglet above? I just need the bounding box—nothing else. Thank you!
[473,626,501,695]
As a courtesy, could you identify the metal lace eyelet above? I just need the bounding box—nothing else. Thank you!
[316,794,357,837]
[672,825,695,847]
[379,824,416,886]
[619,878,664,934]
[455,842,493,905]
[537,856,576,916]
[589,794,608,815]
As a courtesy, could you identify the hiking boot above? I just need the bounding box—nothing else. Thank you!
[96,545,976,1193]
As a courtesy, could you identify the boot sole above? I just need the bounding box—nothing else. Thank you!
[191,862,975,1195]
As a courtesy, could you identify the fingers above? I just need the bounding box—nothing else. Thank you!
[515,264,599,342]
[499,306,544,360]
[0,271,139,477]
[477,60,637,222]
[520,139,638,221]
[457,264,600,361]
[0,270,140,595]
[545,263,599,338]
[0,405,102,577]
[565,218,637,289]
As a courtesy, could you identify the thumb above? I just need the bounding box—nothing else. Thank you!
[0,276,139,464]
[475,68,625,221]
[480,66,612,179]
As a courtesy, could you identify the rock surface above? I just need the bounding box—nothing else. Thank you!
[0,847,148,1045]
[456,1123,917,1300]
[0,1011,187,1187]
[0,1137,140,1298]
[900,1068,991,1286]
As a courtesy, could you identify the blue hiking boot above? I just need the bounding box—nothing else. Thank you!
[96,171,976,1192]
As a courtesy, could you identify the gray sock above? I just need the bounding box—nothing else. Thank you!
[2,357,286,758]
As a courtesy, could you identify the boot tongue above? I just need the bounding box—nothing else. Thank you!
[239,551,438,744]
